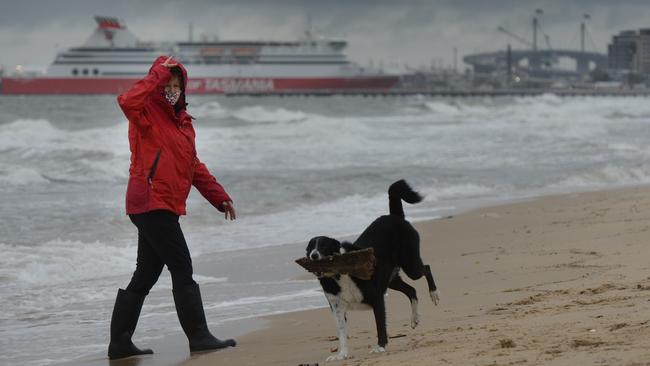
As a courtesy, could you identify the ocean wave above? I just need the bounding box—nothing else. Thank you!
[0,118,129,184]
[0,166,49,185]
[513,92,564,106]
[0,118,127,152]
[550,164,650,189]
[606,110,650,120]
[203,288,322,311]
[422,100,464,115]
[190,100,311,124]
[193,274,228,284]
[422,100,491,118]
[0,239,136,286]
[231,105,310,123]
[404,95,650,132]
[421,183,497,202]
[190,101,230,119]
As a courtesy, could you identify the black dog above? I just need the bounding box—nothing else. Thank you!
[305,180,439,361]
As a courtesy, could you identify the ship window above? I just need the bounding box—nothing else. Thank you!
[93,68,99,75]
[72,68,78,76]
[82,68,89,75]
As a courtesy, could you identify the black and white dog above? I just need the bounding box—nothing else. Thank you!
[306,180,440,361]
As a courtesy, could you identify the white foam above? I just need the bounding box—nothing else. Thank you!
[0,118,127,154]
[0,166,49,185]
[423,100,463,115]
[421,183,496,202]
[0,119,129,183]
[190,100,229,119]
[190,97,623,172]
[0,119,59,150]
[551,164,650,189]
[203,288,322,310]
[422,100,491,118]
[193,274,228,284]
[0,239,135,286]
[232,105,309,123]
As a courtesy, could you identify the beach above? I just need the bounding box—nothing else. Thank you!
[3,3,650,364]
[5,95,650,365]
[179,185,650,366]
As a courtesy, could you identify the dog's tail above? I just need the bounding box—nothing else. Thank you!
[388,179,423,218]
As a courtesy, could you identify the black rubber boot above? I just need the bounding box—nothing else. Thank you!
[173,283,237,352]
[107,289,154,360]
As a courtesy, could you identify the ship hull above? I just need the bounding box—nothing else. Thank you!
[1,76,399,94]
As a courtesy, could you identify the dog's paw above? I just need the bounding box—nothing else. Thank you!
[326,352,350,362]
[410,299,420,328]
[370,345,386,354]
[410,313,420,329]
[430,290,440,305]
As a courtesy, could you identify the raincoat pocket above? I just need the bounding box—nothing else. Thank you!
[126,175,151,213]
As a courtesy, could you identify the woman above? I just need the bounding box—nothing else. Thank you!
[108,55,237,360]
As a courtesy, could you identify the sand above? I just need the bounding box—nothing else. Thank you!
[180,186,650,366]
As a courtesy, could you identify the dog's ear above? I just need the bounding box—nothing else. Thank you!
[306,237,318,254]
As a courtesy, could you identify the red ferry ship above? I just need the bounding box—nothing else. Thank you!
[1,16,399,94]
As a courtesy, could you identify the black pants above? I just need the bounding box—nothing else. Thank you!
[126,210,195,295]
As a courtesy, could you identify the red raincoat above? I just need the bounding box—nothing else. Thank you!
[118,56,231,215]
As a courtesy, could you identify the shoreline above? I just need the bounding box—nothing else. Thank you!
[182,184,650,366]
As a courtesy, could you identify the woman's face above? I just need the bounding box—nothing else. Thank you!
[164,75,182,94]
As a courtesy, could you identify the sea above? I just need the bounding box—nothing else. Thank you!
[1,94,650,365]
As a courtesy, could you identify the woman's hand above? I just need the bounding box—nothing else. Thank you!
[161,56,178,68]
[222,201,236,220]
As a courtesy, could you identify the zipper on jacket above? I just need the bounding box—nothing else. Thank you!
[147,150,161,184]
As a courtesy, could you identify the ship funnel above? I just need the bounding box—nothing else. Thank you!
[95,16,126,30]
[80,16,139,48]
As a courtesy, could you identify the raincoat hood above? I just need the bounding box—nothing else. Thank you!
[149,55,190,114]
[149,55,189,89]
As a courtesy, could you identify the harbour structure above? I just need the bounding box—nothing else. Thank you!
[463,12,607,79]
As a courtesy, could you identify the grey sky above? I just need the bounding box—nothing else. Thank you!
[1,0,648,71]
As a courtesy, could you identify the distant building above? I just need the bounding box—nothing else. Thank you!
[635,29,650,74]
[608,29,650,74]
[608,30,637,71]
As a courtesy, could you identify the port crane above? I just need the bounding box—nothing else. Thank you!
[497,26,533,48]
[497,10,558,69]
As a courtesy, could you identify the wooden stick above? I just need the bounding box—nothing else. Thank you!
[295,248,376,280]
